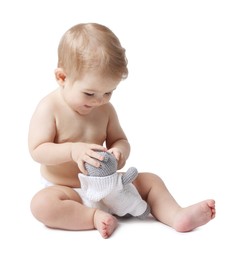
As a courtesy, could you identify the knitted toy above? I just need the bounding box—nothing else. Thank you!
[78,151,150,219]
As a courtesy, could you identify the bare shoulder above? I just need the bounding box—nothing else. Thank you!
[100,102,118,117]
[33,89,59,114]
[29,89,60,133]
[28,90,63,149]
[100,102,115,111]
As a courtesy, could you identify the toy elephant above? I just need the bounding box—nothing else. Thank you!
[78,151,150,219]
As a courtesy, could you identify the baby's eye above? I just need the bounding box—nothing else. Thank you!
[84,92,94,97]
[105,92,112,96]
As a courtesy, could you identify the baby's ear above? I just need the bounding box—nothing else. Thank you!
[55,68,66,86]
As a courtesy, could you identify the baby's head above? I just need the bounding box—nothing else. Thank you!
[57,23,128,83]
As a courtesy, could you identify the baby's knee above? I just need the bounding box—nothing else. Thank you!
[133,172,164,197]
[30,188,56,223]
[135,172,164,186]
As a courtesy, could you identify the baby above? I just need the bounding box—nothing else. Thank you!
[29,23,215,238]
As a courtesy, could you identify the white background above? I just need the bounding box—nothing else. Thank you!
[0,0,240,259]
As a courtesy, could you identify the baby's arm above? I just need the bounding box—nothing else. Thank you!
[108,141,130,169]
[28,99,106,173]
[28,99,72,165]
[105,103,130,169]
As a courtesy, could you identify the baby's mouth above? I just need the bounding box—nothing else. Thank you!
[84,105,92,109]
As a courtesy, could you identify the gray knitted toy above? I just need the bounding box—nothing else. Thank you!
[78,151,150,219]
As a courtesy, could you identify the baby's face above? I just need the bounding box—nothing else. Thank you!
[61,72,120,115]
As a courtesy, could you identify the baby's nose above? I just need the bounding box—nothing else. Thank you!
[93,96,104,106]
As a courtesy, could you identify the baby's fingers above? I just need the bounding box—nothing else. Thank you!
[78,158,100,174]
[89,144,107,152]
[79,153,101,174]
[77,161,88,175]
[87,146,106,161]
[87,156,102,168]
[108,149,120,161]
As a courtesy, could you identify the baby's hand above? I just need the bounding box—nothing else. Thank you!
[107,148,126,169]
[71,142,107,174]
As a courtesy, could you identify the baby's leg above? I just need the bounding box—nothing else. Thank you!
[133,172,216,232]
[172,199,215,232]
[93,209,118,239]
[30,186,117,238]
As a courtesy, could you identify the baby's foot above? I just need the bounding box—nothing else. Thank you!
[173,199,216,232]
[93,209,118,239]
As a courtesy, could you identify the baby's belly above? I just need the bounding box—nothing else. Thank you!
[41,162,81,188]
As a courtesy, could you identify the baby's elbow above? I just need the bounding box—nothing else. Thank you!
[29,145,43,163]
[29,149,40,163]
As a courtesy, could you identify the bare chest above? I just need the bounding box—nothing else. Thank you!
[54,110,108,144]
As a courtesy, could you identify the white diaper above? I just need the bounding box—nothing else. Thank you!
[40,176,83,199]
[40,176,109,212]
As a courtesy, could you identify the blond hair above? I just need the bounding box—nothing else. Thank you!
[57,23,128,81]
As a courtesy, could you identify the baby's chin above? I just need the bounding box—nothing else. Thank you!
[76,105,95,115]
